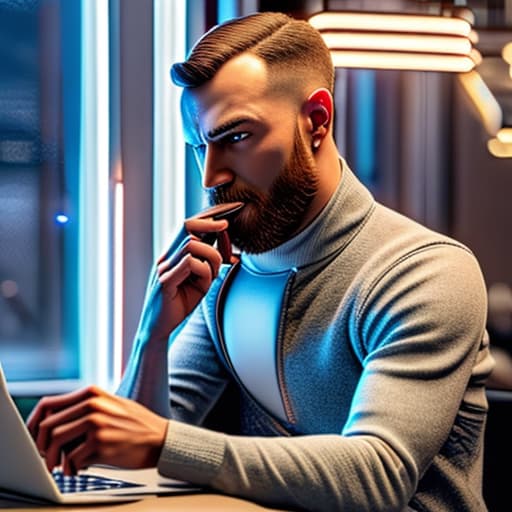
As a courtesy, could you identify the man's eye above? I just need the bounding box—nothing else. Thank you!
[225,132,249,144]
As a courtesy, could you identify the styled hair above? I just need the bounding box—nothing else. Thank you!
[170,12,334,95]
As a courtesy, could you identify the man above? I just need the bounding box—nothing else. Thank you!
[28,12,493,511]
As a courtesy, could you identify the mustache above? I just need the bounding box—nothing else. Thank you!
[208,185,262,207]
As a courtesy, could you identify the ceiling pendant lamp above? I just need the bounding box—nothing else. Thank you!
[458,38,512,157]
[458,70,503,135]
[308,10,480,72]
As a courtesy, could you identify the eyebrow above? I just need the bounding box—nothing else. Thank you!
[206,117,251,141]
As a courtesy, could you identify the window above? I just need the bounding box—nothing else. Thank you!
[0,0,81,386]
[1,0,189,395]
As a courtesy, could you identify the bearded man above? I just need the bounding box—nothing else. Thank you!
[28,12,493,512]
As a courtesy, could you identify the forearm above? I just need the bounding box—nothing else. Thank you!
[158,421,414,512]
[116,225,186,416]
[117,296,229,423]
[117,335,171,418]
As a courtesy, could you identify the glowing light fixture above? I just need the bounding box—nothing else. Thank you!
[503,42,512,63]
[497,127,512,144]
[458,60,512,158]
[153,0,186,259]
[503,41,512,78]
[309,11,473,36]
[493,127,512,159]
[309,11,480,72]
[457,70,503,135]
[79,0,110,388]
[320,32,472,55]
[55,213,69,224]
[487,137,512,158]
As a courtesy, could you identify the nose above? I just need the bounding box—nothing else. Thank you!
[201,143,234,190]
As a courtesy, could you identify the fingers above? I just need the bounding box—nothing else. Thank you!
[42,408,119,474]
[43,416,90,473]
[217,230,232,263]
[27,386,102,441]
[153,213,232,288]
[136,212,232,341]
[29,389,169,474]
[159,254,214,297]
[156,218,227,266]
[35,395,104,456]
[157,238,223,282]
[156,201,243,269]
[61,439,88,476]
[134,236,224,344]
[184,218,229,248]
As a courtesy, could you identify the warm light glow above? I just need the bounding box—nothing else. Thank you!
[487,138,512,158]
[503,42,512,64]
[470,48,483,67]
[309,11,478,73]
[503,42,512,78]
[321,32,472,55]
[330,51,476,72]
[458,71,503,135]
[309,11,472,37]
[497,127,512,144]
[468,29,479,45]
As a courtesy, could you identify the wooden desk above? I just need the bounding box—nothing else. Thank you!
[0,494,289,511]
[0,467,291,511]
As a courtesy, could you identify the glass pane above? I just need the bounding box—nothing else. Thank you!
[0,0,80,381]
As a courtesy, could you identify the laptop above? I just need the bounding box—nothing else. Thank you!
[0,363,200,504]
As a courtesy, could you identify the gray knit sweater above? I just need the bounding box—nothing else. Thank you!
[157,161,493,511]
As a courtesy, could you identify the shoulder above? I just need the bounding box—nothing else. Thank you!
[361,202,482,282]
[349,205,487,354]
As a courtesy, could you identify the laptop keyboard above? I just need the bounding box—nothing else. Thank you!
[51,468,142,494]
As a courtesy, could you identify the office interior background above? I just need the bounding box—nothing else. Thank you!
[1,1,512,509]
[0,0,511,392]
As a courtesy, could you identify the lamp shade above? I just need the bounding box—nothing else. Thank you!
[458,70,503,135]
[503,42,512,65]
[309,10,480,72]
[502,41,512,79]
[487,137,512,158]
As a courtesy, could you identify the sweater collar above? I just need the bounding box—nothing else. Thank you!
[240,159,375,274]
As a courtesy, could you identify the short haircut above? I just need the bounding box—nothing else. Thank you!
[170,12,334,97]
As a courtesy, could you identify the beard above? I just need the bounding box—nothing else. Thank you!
[208,125,319,254]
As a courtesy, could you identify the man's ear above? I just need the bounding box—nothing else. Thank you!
[304,88,333,150]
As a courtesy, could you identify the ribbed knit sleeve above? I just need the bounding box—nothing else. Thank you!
[158,420,414,511]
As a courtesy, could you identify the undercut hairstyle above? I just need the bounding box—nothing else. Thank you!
[170,12,335,96]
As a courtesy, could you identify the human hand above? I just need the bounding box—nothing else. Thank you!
[136,202,244,344]
[26,386,168,475]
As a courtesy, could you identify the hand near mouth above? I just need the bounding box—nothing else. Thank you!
[186,201,244,263]
[133,202,244,344]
